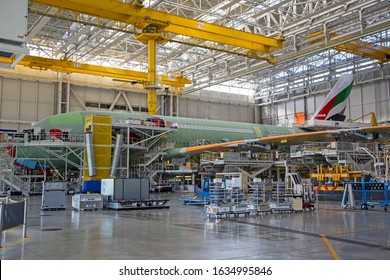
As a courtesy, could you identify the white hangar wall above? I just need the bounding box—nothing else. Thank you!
[0,76,55,131]
[263,79,390,126]
[179,90,255,122]
[0,70,256,131]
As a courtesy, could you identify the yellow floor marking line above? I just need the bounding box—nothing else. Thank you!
[320,234,340,260]
[0,228,30,250]
[0,236,30,250]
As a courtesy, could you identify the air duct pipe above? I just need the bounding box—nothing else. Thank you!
[85,132,96,177]
[160,95,165,116]
[110,134,123,177]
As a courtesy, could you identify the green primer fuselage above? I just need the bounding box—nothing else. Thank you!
[12,111,319,168]
[32,111,306,148]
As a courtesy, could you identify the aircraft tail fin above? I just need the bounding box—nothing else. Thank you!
[311,74,354,121]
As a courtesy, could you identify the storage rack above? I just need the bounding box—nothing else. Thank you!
[205,178,249,218]
[269,182,293,213]
[247,179,270,214]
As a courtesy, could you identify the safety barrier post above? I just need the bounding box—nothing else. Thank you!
[0,201,3,248]
[23,198,27,238]
[0,198,28,247]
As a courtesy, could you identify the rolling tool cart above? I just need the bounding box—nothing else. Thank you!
[342,182,389,211]
[41,181,67,210]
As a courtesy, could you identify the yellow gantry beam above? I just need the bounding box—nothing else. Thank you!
[335,41,390,65]
[308,31,390,64]
[32,0,283,57]
[0,55,191,89]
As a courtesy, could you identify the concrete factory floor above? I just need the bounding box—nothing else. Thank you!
[1,192,389,260]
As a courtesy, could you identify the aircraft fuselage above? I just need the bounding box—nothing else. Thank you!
[31,111,306,149]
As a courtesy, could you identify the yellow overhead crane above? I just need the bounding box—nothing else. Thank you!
[307,31,390,64]
[0,54,190,115]
[30,0,284,114]
[0,55,191,88]
[335,41,390,65]
[32,0,283,55]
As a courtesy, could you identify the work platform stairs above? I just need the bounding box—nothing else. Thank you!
[298,155,326,173]
[200,151,274,181]
[286,172,303,197]
[129,149,167,184]
[223,165,241,173]
[200,164,219,176]
[291,141,379,175]
[331,144,377,171]
[139,150,165,168]
[334,150,373,170]
[0,151,30,196]
[199,154,222,175]
[342,144,388,181]
[236,166,273,192]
